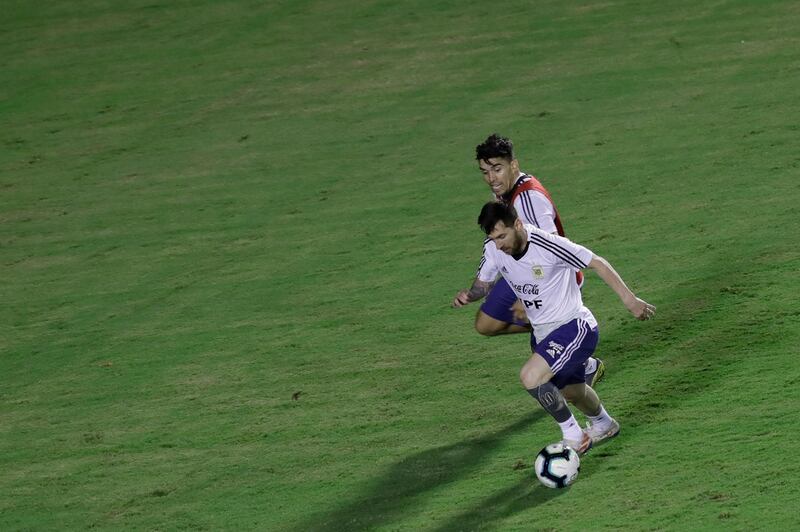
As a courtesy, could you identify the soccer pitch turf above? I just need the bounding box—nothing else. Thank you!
[2,0,800,529]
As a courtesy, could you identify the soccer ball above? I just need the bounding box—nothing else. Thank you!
[534,442,581,488]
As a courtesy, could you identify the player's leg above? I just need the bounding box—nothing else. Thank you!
[519,351,554,389]
[521,336,591,454]
[525,381,590,453]
[533,318,606,452]
[475,279,530,336]
[583,356,605,386]
[562,383,600,415]
[521,358,591,454]
[475,311,530,336]
[543,320,619,444]
[563,383,620,444]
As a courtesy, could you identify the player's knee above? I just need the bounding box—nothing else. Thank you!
[519,365,548,389]
[474,316,503,336]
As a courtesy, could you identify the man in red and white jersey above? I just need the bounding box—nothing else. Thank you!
[456,134,603,386]
[455,201,655,452]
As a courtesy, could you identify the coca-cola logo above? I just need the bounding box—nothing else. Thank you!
[511,283,539,295]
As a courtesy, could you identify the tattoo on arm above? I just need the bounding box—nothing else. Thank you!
[466,279,495,302]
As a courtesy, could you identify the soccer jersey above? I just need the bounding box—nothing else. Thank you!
[477,224,598,339]
[497,174,558,234]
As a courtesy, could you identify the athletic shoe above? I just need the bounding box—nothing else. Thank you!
[584,357,606,387]
[562,430,593,456]
[586,418,621,445]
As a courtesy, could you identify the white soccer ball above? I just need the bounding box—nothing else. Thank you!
[534,442,581,488]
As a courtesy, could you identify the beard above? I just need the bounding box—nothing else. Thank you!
[509,230,527,257]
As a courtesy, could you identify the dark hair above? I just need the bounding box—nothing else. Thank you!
[478,201,518,235]
[476,133,514,162]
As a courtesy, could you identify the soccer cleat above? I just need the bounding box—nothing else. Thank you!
[586,418,621,445]
[561,430,593,456]
[584,357,606,387]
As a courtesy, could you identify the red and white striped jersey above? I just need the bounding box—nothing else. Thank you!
[498,173,559,235]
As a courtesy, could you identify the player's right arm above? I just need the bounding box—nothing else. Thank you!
[452,240,500,308]
[452,278,495,307]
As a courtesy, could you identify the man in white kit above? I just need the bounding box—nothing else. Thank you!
[454,201,655,453]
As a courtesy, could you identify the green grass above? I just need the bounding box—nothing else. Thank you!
[2,0,800,529]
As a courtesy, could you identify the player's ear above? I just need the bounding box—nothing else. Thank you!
[515,218,524,230]
[511,158,520,173]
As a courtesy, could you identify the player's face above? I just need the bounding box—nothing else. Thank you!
[479,157,520,196]
[488,220,525,255]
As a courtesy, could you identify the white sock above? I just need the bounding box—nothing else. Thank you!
[558,415,584,442]
[588,404,613,427]
[584,357,597,375]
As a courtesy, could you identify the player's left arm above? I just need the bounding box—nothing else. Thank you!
[588,255,656,320]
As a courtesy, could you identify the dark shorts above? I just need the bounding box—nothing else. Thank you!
[479,278,529,326]
[530,318,599,389]
[481,275,584,326]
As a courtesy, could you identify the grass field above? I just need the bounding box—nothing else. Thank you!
[3,0,800,530]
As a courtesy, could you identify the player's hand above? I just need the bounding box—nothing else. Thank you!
[452,290,471,308]
[628,298,656,321]
[511,300,529,323]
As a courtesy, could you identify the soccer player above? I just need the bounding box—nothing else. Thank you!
[463,133,604,386]
[454,201,655,453]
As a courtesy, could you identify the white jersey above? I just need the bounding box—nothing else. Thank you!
[477,224,597,339]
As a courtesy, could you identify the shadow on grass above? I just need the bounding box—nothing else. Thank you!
[294,412,552,531]
[430,477,565,532]
[431,440,614,531]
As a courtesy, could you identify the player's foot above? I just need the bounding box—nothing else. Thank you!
[584,357,605,387]
[562,430,592,456]
[586,418,620,445]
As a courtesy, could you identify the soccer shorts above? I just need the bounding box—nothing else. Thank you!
[530,318,599,389]
[479,278,529,326]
